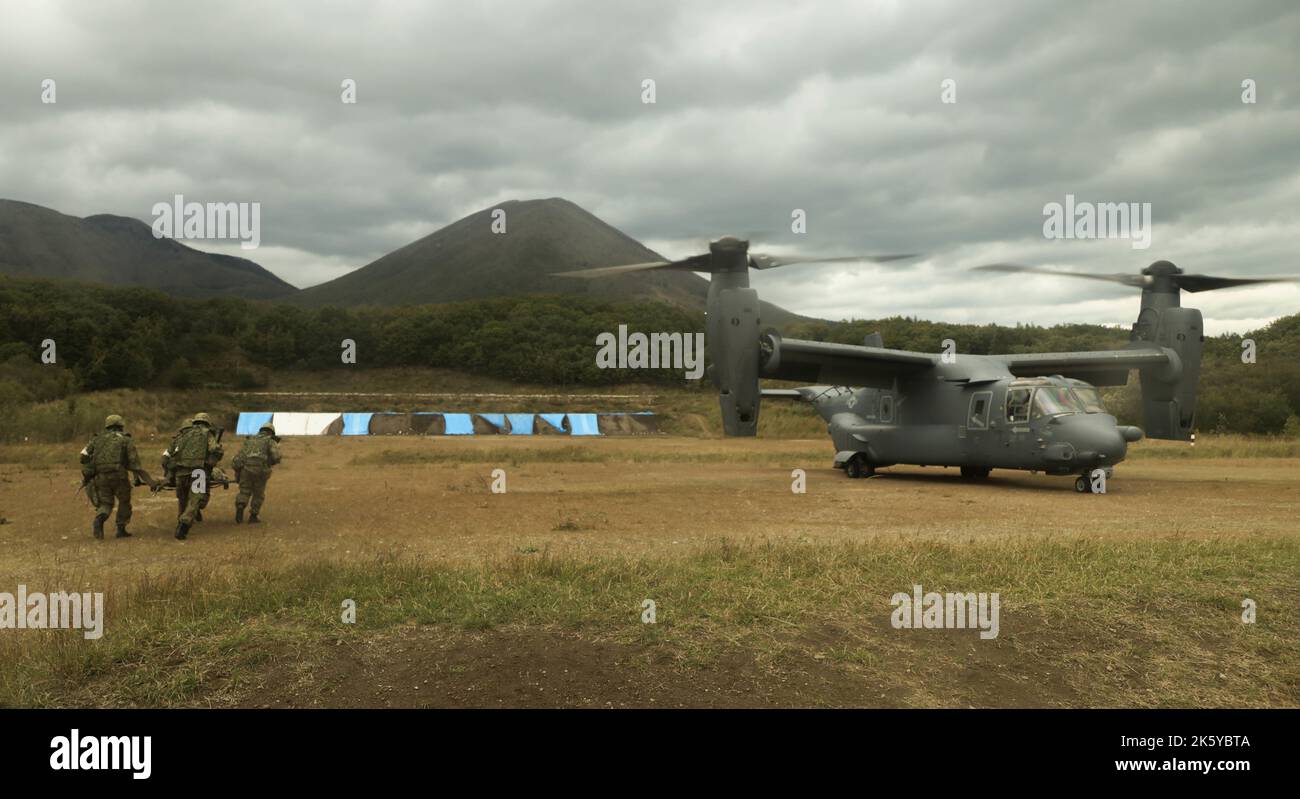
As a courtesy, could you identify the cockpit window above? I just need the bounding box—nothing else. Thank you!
[1006,388,1032,423]
[1071,386,1106,413]
[1031,386,1085,418]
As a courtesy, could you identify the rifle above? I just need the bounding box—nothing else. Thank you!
[73,474,97,507]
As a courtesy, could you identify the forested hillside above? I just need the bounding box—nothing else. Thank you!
[1,275,1296,435]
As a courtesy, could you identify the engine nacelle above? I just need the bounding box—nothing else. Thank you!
[1134,305,1203,440]
[713,287,762,436]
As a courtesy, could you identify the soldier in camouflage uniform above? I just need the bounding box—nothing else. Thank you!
[232,422,281,524]
[163,412,223,540]
[78,415,158,539]
[161,420,212,521]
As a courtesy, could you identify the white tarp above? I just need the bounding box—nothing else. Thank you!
[270,412,342,436]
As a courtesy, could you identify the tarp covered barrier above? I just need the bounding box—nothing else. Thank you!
[235,411,654,435]
[567,413,601,436]
[272,412,343,436]
[475,413,507,433]
[443,413,475,435]
[342,413,374,436]
[367,413,409,435]
[236,412,275,436]
[538,413,568,433]
[410,412,441,435]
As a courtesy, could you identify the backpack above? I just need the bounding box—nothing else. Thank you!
[234,436,274,469]
[171,426,211,468]
[91,431,129,473]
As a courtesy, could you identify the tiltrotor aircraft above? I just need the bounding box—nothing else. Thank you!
[559,238,1299,491]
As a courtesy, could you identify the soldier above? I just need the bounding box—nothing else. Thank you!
[78,415,158,539]
[163,412,223,540]
[160,420,211,521]
[232,422,281,524]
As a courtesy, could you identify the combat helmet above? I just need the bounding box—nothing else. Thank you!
[259,422,276,436]
[104,414,124,429]
[192,412,212,426]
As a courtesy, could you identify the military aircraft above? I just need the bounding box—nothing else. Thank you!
[558,239,1300,491]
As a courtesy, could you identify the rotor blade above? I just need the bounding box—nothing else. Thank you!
[749,253,920,270]
[972,263,1151,288]
[974,263,1300,292]
[1177,274,1300,292]
[551,260,669,278]
[552,253,711,278]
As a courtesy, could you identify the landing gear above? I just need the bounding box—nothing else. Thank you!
[845,454,874,479]
[960,466,991,480]
[1075,468,1111,494]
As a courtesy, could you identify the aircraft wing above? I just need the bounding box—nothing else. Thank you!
[995,346,1173,386]
[762,334,938,387]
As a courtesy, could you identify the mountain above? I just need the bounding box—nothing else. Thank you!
[0,196,805,324]
[297,197,803,324]
[0,199,296,300]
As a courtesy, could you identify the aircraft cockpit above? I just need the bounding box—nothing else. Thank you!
[1005,377,1108,424]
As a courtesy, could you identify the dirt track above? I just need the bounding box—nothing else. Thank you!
[2,436,1298,582]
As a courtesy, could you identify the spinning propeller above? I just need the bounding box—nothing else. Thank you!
[553,235,918,277]
[973,260,1300,293]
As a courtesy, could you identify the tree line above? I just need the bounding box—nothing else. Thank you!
[1,275,1296,435]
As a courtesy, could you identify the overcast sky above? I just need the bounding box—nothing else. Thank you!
[2,0,1297,334]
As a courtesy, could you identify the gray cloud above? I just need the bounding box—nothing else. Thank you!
[1,0,1297,333]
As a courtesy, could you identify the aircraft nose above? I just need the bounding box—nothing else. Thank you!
[1071,418,1128,464]
[1052,414,1129,466]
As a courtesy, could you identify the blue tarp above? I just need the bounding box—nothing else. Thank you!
[236,412,274,436]
[443,413,474,435]
[341,413,374,436]
[567,413,601,436]
[506,413,534,435]
[538,413,567,431]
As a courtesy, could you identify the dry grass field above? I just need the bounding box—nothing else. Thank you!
[1,433,1297,709]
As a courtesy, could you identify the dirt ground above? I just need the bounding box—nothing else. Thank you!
[3,436,1297,578]
[2,436,1297,708]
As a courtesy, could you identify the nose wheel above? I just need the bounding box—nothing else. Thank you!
[845,454,874,479]
[1074,470,1109,493]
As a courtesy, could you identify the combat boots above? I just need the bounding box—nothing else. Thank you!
[175,521,191,540]
[234,505,244,524]
[195,509,203,522]
[248,512,260,524]
[92,514,106,540]
[115,524,131,539]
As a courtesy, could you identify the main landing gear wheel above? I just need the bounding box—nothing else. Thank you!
[1075,475,1090,493]
[845,455,873,479]
[960,466,991,480]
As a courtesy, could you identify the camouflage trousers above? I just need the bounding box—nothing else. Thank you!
[174,467,211,526]
[235,467,271,515]
[91,471,132,525]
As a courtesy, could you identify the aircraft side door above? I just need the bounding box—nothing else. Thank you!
[1003,386,1037,464]
[961,389,995,463]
